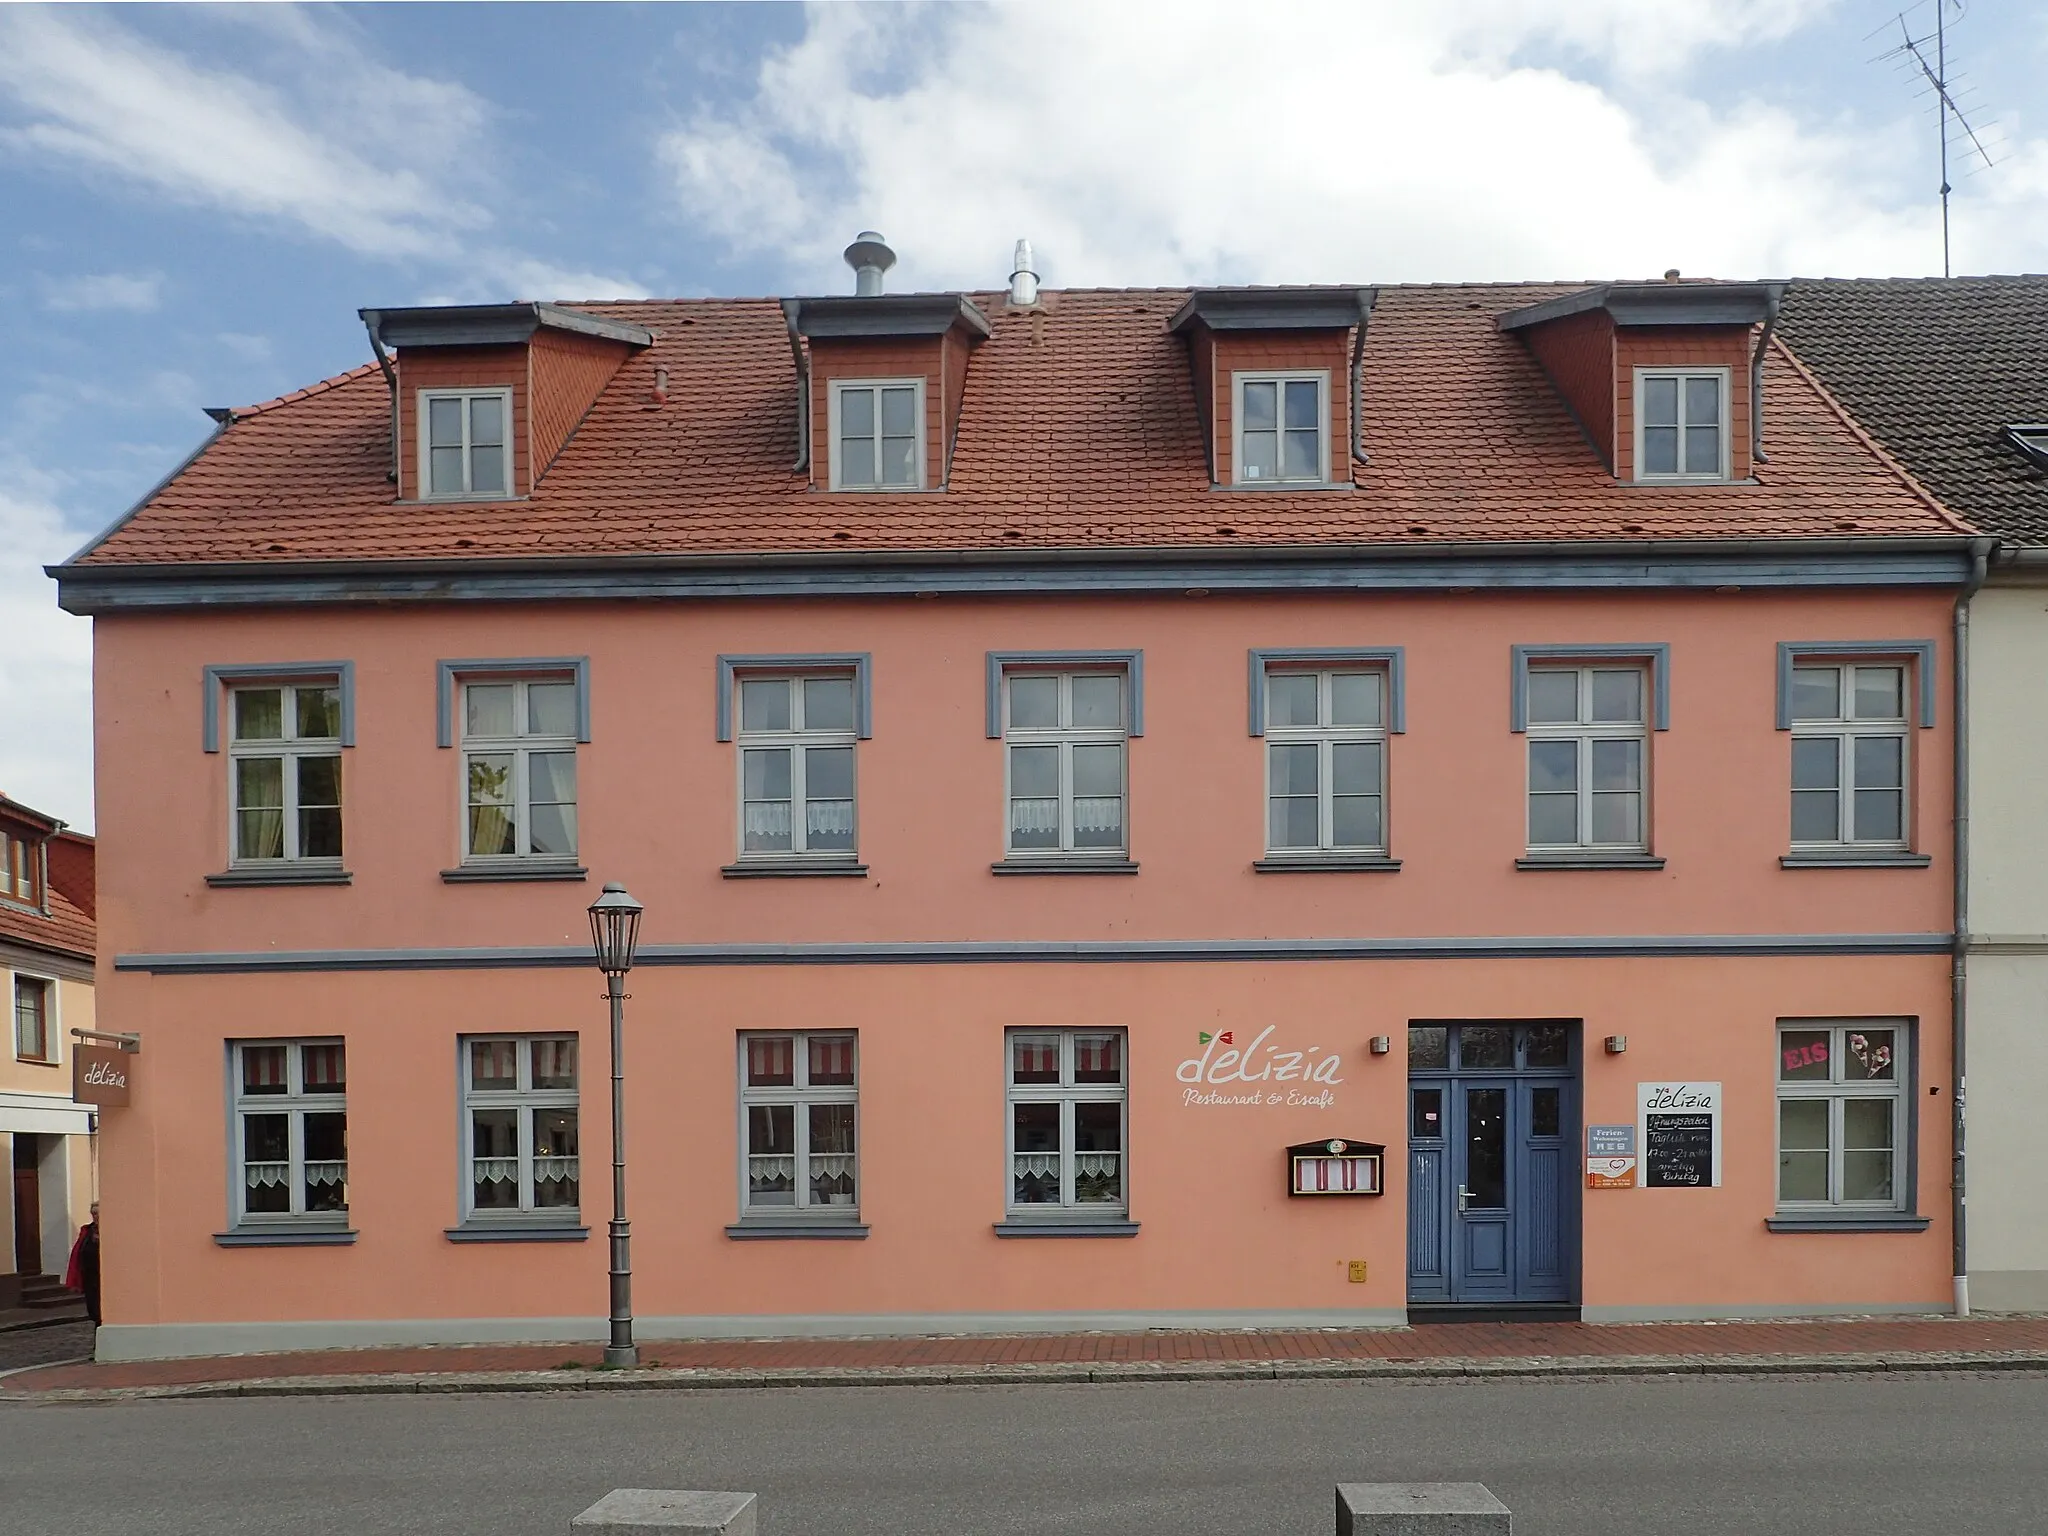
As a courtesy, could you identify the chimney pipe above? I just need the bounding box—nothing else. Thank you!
[844,231,896,296]
[1009,239,1039,306]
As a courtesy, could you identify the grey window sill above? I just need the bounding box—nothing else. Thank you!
[1765,1215,1931,1234]
[1780,851,1932,869]
[214,1228,356,1247]
[721,861,869,879]
[1253,855,1402,873]
[992,1219,1141,1238]
[441,863,588,883]
[445,1224,589,1243]
[208,866,352,887]
[1516,854,1666,871]
[990,858,1139,876]
[725,1220,870,1240]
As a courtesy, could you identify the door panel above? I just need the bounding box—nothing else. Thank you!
[1406,1086,1448,1300]
[13,1167,41,1276]
[1450,1082,1513,1299]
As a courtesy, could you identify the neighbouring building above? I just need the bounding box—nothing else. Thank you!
[0,793,96,1311]
[1779,275,2048,1313]
[53,240,1982,1361]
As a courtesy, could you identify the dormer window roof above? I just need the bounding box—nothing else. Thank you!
[361,302,653,350]
[2005,424,2048,471]
[1168,286,1374,334]
[1497,281,1782,333]
[786,293,991,343]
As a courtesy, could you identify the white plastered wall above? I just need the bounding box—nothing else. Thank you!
[1965,582,2048,1310]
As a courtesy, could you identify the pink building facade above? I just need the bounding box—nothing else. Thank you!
[57,268,1977,1358]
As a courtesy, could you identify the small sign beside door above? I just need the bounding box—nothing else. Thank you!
[1585,1124,1636,1187]
[1637,1082,1721,1188]
[73,1045,132,1107]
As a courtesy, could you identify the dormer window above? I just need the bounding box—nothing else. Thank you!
[2005,424,2048,471]
[1235,372,1327,484]
[1636,369,1729,481]
[420,389,511,499]
[830,380,922,490]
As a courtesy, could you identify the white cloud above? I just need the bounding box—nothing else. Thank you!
[0,473,93,831]
[41,271,161,313]
[659,1,2047,290]
[0,7,489,261]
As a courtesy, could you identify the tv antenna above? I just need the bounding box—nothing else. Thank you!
[1872,1,1998,277]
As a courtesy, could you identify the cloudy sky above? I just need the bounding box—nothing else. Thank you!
[2,0,2044,831]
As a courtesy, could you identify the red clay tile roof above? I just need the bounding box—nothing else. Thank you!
[72,284,1968,568]
[0,885,93,964]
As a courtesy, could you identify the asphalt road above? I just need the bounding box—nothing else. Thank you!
[3,1373,2045,1535]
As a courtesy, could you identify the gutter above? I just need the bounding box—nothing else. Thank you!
[1349,288,1379,466]
[359,311,400,486]
[1951,533,1995,1317]
[47,533,1983,588]
[780,300,810,476]
[1750,285,1783,465]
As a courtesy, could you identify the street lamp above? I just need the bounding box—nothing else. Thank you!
[587,881,644,1367]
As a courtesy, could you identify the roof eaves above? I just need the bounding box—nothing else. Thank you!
[361,302,652,351]
[1167,286,1375,334]
[791,293,993,341]
[1499,281,1783,332]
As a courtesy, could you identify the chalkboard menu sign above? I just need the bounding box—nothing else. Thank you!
[1637,1082,1722,1188]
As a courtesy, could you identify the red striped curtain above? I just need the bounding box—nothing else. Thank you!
[241,1044,288,1092]
[748,1035,794,1087]
[808,1035,854,1085]
[301,1042,346,1093]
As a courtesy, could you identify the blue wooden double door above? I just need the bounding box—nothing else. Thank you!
[1407,1021,1580,1305]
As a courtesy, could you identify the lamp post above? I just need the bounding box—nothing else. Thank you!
[587,882,644,1367]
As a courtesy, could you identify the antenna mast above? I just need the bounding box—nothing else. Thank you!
[1875,1,1998,277]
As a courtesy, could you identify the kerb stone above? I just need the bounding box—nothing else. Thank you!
[1336,1482,1511,1535]
[571,1489,757,1535]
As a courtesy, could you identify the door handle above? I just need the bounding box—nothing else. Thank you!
[1456,1183,1471,1214]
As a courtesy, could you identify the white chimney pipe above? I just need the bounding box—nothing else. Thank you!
[1009,239,1039,306]
[844,231,896,296]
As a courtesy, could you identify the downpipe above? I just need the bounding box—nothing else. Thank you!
[1951,535,1993,1317]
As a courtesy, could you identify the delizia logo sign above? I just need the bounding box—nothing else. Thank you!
[1176,1026,1343,1108]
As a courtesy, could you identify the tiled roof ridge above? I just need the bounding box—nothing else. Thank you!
[235,360,384,418]
[1787,273,2048,286]
[1770,333,1978,538]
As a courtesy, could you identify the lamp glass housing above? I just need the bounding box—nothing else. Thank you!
[588,883,644,976]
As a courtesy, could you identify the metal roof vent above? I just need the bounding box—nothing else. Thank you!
[844,231,895,296]
[1009,239,1039,306]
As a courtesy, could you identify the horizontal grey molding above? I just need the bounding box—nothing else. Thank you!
[724,1222,870,1241]
[992,1220,1141,1238]
[1966,935,2048,955]
[445,1225,589,1243]
[116,931,1956,975]
[51,542,1979,615]
[441,864,588,883]
[1515,855,1667,871]
[990,858,1140,876]
[213,1229,356,1247]
[1252,856,1402,873]
[1763,1216,1933,1234]
[206,866,353,887]
[720,862,869,879]
[1780,852,1933,869]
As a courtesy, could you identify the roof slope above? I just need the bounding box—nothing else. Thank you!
[0,884,94,965]
[73,284,1962,569]
[1777,276,2048,545]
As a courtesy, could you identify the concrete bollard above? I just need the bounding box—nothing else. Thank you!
[1336,1483,1511,1535]
[570,1490,758,1536]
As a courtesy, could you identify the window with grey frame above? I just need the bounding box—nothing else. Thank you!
[1008,1029,1127,1215]
[735,674,858,861]
[739,1032,858,1218]
[834,381,920,489]
[14,975,52,1062]
[231,1040,347,1226]
[460,677,579,862]
[1263,667,1388,854]
[1525,666,1649,851]
[422,390,510,498]
[1235,373,1325,483]
[1776,1021,1909,1211]
[462,1036,580,1223]
[1789,664,1909,848]
[1003,671,1127,856]
[228,683,343,864]
[1637,371,1725,479]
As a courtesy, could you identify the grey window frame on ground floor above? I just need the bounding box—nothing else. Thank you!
[1774,1019,1913,1216]
[227,1038,348,1231]
[736,1030,860,1225]
[1004,1027,1129,1221]
[458,1035,581,1227]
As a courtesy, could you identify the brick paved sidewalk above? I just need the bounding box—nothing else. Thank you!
[6,1313,2048,1400]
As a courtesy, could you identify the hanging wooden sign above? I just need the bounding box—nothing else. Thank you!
[73,1044,132,1107]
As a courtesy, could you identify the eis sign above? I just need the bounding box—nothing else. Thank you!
[1177,1026,1343,1109]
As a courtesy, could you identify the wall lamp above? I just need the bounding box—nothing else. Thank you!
[1604,1035,1629,1055]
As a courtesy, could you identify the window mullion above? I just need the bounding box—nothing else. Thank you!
[1061,1096,1076,1208]
[1059,740,1074,852]
[1320,735,1334,849]
[288,1104,307,1217]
